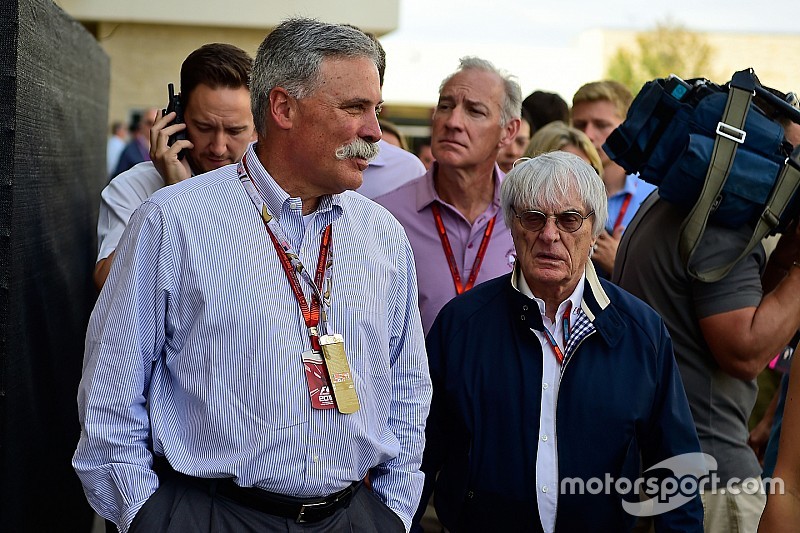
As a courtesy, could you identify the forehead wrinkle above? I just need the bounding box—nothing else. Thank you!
[440,91,492,109]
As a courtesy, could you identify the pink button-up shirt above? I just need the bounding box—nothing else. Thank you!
[376,163,516,334]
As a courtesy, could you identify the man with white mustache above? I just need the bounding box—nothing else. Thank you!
[335,137,380,162]
[74,19,431,533]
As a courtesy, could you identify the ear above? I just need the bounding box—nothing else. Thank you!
[269,87,295,131]
[498,117,521,149]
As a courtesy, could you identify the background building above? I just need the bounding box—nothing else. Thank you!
[56,1,800,147]
[54,0,400,125]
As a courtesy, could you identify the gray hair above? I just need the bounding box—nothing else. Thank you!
[251,18,382,137]
[500,151,608,237]
[439,56,522,127]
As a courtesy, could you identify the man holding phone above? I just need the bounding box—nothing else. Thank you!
[94,43,255,289]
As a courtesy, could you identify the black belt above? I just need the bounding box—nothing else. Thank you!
[152,456,362,523]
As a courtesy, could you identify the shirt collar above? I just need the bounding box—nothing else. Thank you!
[243,142,341,224]
[608,173,642,200]
[415,162,506,213]
[512,264,586,322]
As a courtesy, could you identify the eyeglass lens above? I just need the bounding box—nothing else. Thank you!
[518,211,586,232]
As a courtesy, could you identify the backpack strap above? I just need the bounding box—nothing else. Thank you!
[679,69,758,282]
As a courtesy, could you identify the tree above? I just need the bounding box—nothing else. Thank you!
[606,20,716,96]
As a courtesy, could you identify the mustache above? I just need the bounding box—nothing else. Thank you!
[335,138,380,162]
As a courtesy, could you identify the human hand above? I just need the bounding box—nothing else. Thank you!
[592,225,624,273]
[748,416,772,465]
[150,109,194,186]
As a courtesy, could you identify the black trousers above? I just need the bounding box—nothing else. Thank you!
[128,473,405,533]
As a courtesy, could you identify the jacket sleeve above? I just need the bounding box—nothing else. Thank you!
[643,321,705,532]
[411,308,452,529]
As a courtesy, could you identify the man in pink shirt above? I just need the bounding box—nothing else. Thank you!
[375,56,521,334]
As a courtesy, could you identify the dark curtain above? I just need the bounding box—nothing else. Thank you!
[0,0,108,530]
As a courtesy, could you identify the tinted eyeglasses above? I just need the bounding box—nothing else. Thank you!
[512,207,594,233]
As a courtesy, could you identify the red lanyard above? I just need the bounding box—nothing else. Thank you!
[612,193,633,232]
[265,224,332,351]
[541,304,571,365]
[431,203,496,295]
[238,152,334,350]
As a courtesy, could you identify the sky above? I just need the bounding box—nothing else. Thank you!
[390,0,794,44]
[378,0,797,106]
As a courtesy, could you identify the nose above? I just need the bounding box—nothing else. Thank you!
[537,217,561,243]
[360,109,382,144]
[209,130,227,156]
[443,106,465,131]
[581,124,601,146]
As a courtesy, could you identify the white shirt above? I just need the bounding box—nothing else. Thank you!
[106,135,127,177]
[513,268,586,533]
[357,139,426,199]
[96,161,166,261]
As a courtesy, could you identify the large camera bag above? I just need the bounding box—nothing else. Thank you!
[604,68,800,282]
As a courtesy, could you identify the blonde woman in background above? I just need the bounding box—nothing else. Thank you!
[523,120,603,176]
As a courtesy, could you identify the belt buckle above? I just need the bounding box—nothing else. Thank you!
[296,500,327,523]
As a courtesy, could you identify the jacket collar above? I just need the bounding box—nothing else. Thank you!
[507,261,625,347]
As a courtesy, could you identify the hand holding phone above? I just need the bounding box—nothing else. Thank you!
[162,83,187,160]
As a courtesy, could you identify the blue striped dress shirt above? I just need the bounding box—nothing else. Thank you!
[73,143,432,532]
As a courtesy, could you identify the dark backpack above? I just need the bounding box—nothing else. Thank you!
[604,68,800,282]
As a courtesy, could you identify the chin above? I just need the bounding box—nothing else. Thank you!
[346,176,364,191]
[328,174,363,194]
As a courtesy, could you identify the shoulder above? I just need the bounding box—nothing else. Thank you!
[102,162,162,202]
[373,174,428,215]
[376,142,426,171]
[338,191,410,242]
[596,278,666,338]
[146,164,240,208]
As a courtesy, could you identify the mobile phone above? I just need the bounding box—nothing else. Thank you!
[664,74,691,102]
[163,83,186,160]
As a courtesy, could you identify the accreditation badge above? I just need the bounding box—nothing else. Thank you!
[319,334,360,414]
[302,349,336,410]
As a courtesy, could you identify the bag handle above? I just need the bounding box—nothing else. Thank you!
[678,69,760,282]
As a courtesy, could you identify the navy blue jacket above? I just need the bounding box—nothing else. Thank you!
[418,268,703,532]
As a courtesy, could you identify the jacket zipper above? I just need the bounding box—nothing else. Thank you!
[551,329,595,530]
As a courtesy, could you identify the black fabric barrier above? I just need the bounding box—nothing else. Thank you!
[1,0,109,530]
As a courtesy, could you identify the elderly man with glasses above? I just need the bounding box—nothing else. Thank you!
[415,151,704,532]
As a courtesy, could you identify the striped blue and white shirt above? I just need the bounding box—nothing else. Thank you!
[73,143,432,532]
